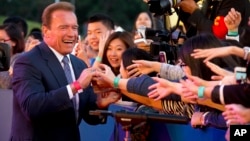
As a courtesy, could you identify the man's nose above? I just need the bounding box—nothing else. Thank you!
[89,33,97,39]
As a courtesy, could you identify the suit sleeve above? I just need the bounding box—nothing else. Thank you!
[12,54,73,121]
[211,84,250,107]
[188,0,246,38]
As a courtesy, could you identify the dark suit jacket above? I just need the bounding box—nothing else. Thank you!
[212,84,250,108]
[10,42,105,141]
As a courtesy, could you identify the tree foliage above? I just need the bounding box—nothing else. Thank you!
[0,0,148,34]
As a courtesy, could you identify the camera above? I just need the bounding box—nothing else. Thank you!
[0,43,11,71]
[137,26,182,64]
[147,0,181,16]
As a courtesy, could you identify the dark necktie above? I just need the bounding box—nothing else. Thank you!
[62,56,78,121]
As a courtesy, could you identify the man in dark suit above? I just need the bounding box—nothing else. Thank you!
[10,2,120,141]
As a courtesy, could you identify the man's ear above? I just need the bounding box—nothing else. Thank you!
[42,25,50,38]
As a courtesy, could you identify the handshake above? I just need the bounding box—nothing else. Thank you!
[75,65,122,108]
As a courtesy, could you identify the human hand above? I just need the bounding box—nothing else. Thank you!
[205,61,234,77]
[223,104,250,125]
[185,73,207,86]
[74,39,90,66]
[8,66,13,77]
[190,112,205,127]
[224,8,241,32]
[180,79,199,100]
[181,95,197,104]
[94,64,116,87]
[147,77,182,100]
[220,75,236,85]
[191,47,232,62]
[210,75,224,81]
[99,31,112,53]
[96,90,121,108]
[127,60,155,77]
[127,60,154,76]
[77,68,96,89]
[25,39,41,52]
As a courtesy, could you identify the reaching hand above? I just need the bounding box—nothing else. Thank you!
[98,31,113,53]
[205,61,234,77]
[94,64,116,87]
[190,112,205,127]
[75,40,90,66]
[25,39,41,52]
[223,104,250,125]
[127,60,155,77]
[180,79,199,100]
[147,77,181,101]
[191,47,232,62]
[77,68,96,89]
[96,90,121,108]
[185,73,207,86]
[224,8,241,31]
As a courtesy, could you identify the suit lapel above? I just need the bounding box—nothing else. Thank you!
[69,55,83,79]
[39,42,68,86]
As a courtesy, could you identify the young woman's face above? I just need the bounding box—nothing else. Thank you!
[0,29,15,48]
[106,38,127,69]
[135,12,152,29]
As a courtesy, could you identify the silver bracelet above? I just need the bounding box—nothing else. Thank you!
[243,46,250,60]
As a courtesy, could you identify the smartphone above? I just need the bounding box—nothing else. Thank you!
[234,67,247,84]
[71,35,81,55]
[159,51,167,63]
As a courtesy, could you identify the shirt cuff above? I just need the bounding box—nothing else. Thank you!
[226,35,239,41]
[67,85,74,99]
[219,85,225,105]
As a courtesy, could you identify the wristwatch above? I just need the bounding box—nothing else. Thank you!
[243,46,250,60]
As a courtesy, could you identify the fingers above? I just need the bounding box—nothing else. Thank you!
[147,89,159,99]
[211,75,223,81]
[148,82,158,90]
[126,63,138,70]
[191,49,214,62]
[147,89,162,101]
[205,61,231,78]
[128,65,141,77]
[129,71,141,78]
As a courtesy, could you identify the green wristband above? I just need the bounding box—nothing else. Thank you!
[198,86,205,98]
[113,77,120,88]
[96,56,102,62]
[227,31,238,36]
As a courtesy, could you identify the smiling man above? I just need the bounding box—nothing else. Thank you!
[86,13,115,66]
[10,2,119,141]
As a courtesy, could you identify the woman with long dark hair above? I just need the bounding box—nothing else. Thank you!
[0,23,25,89]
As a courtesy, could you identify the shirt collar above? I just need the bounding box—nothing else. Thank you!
[48,46,70,62]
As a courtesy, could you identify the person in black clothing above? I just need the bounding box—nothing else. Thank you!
[178,0,250,38]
